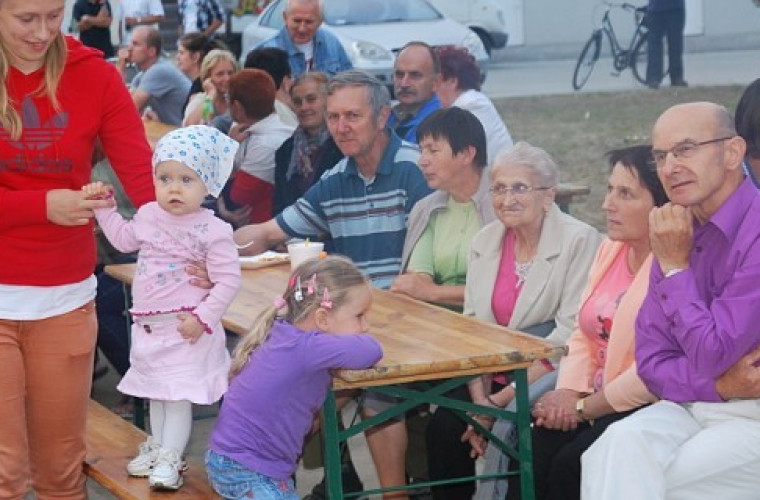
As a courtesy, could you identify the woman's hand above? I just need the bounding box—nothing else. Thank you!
[46,189,114,226]
[532,389,582,431]
[176,312,205,344]
[462,423,490,458]
[202,78,217,99]
[390,272,436,302]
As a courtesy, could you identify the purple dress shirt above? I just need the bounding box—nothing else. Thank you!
[636,177,760,402]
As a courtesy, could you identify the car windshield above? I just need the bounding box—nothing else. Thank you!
[325,0,442,26]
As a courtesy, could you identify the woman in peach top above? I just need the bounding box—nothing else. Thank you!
[503,145,668,500]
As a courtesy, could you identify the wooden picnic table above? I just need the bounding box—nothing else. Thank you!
[556,182,591,213]
[104,262,563,499]
[142,118,178,150]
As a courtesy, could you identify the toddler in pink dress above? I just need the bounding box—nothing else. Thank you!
[84,125,241,491]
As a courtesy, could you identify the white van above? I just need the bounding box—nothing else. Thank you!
[428,0,508,55]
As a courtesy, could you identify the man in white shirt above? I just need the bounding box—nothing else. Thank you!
[118,0,165,45]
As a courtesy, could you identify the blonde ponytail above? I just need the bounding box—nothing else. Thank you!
[229,306,278,378]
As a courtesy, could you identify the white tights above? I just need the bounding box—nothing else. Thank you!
[149,399,193,455]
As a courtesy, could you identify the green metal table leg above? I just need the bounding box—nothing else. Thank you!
[514,368,535,500]
[323,391,344,499]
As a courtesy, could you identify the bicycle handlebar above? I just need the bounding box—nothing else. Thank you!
[603,1,645,12]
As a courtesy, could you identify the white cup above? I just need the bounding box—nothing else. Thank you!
[287,241,324,270]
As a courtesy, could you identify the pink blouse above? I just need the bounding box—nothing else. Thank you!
[577,246,633,390]
[491,230,523,326]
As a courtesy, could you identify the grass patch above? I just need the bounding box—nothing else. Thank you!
[494,85,745,229]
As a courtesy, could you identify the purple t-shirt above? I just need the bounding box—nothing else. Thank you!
[635,177,760,402]
[209,320,382,480]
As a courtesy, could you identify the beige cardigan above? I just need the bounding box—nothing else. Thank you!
[556,239,658,412]
[463,204,601,348]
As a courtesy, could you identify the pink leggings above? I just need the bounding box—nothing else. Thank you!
[0,301,97,500]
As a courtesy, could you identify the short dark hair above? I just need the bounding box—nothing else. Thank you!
[229,69,276,121]
[244,47,292,89]
[735,78,760,160]
[436,45,480,91]
[398,41,440,75]
[416,108,487,169]
[178,32,228,65]
[607,145,668,207]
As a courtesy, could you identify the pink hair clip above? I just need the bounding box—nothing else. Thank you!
[288,274,297,289]
[307,274,318,295]
[273,297,287,310]
[320,287,332,309]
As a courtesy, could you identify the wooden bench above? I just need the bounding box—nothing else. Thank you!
[85,400,218,499]
[556,182,591,213]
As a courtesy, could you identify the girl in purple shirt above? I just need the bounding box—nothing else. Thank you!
[206,256,383,499]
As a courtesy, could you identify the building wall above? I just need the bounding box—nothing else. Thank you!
[497,0,760,57]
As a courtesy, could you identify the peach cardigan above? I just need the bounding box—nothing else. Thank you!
[556,238,658,411]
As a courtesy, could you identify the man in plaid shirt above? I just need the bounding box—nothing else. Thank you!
[179,0,226,37]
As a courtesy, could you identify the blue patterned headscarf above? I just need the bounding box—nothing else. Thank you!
[152,125,238,197]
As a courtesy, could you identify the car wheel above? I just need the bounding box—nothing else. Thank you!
[472,28,492,57]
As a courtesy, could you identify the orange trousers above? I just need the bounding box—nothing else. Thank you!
[0,301,97,500]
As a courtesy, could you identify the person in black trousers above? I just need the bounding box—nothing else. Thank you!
[645,0,688,89]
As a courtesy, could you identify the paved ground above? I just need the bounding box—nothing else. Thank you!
[81,47,758,499]
[483,48,758,99]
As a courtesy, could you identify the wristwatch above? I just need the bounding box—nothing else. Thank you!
[576,397,594,426]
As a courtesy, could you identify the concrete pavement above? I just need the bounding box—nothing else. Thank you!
[483,48,758,99]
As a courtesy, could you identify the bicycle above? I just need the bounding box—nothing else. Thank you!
[572,2,666,91]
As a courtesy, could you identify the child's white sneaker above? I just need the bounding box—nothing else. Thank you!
[149,447,184,490]
[126,437,160,477]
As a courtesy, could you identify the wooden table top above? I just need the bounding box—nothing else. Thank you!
[105,263,564,390]
[143,118,178,150]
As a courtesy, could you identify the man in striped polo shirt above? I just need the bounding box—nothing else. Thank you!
[234,70,433,289]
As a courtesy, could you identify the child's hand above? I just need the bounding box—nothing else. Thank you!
[176,312,205,344]
[82,181,114,201]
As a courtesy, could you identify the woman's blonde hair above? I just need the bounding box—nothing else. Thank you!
[0,30,67,140]
[229,255,368,378]
[200,49,238,81]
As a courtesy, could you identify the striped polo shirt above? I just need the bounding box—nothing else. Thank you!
[276,131,432,289]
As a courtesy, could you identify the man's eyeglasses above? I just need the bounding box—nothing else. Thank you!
[489,183,552,199]
[650,136,735,169]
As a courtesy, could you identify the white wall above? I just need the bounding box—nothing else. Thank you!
[501,0,759,48]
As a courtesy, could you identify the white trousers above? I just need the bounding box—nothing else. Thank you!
[581,399,760,500]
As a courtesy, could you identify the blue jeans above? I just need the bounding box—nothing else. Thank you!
[205,450,298,500]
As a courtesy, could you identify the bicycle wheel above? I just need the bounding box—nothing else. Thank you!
[631,32,669,85]
[572,32,602,91]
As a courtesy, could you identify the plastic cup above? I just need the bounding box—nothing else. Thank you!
[287,241,324,270]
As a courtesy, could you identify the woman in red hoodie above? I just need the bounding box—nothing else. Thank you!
[0,1,154,498]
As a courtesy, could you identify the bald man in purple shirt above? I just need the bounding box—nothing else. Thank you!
[582,102,760,500]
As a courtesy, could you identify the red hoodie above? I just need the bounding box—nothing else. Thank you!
[0,37,154,286]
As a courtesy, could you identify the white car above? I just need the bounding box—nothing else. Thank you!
[428,0,508,55]
[239,0,490,89]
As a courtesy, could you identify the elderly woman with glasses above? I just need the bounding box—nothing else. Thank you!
[424,141,600,500]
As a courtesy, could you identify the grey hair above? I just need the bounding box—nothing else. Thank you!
[327,70,391,120]
[491,141,559,188]
[285,0,324,18]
